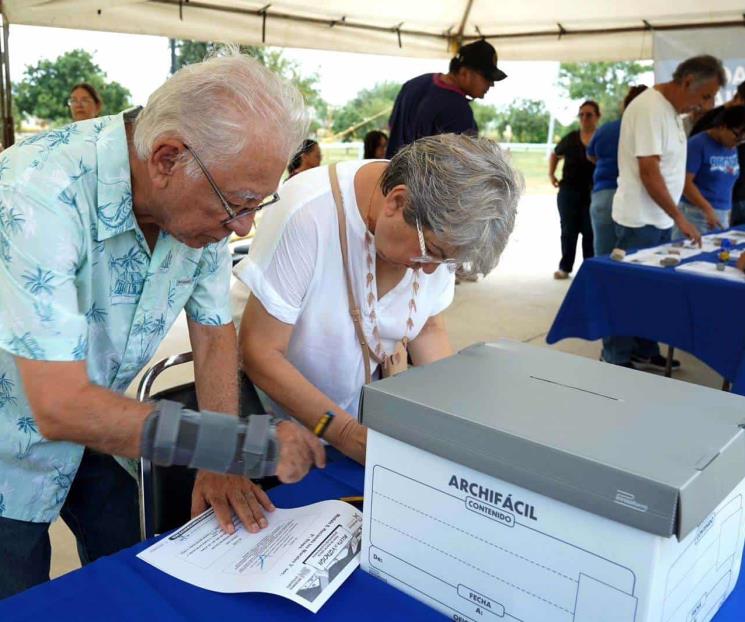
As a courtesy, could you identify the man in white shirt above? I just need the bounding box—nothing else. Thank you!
[603,55,726,369]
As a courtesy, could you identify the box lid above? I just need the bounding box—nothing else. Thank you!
[360,341,745,539]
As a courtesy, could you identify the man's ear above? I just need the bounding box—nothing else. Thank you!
[381,184,408,217]
[148,139,185,190]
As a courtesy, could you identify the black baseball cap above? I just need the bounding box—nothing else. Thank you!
[455,39,507,82]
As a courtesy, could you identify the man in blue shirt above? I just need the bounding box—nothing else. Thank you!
[386,39,507,157]
[0,51,323,597]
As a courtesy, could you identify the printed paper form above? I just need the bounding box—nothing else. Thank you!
[138,500,362,613]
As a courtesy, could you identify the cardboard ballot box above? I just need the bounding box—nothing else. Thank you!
[360,341,745,622]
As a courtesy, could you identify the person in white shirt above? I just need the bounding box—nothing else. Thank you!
[232,134,522,463]
[603,55,726,370]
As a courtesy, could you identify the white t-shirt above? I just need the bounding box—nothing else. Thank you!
[231,161,455,419]
[612,87,687,229]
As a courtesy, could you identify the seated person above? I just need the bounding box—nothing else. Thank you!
[674,106,745,237]
[231,134,522,463]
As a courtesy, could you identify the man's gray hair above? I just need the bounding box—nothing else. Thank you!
[672,55,726,88]
[381,134,523,276]
[133,46,309,176]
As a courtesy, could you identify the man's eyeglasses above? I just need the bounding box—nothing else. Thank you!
[410,215,458,272]
[184,144,280,226]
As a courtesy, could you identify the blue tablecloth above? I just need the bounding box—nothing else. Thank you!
[1,451,744,621]
[0,451,443,622]
[547,233,745,395]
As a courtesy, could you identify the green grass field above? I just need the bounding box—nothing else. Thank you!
[320,144,554,196]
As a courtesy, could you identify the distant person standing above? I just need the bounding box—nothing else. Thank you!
[68,83,102,122]
[548,101,600,279]
[385,39,506,157]
[363,130,388,159]
[586,85,648,255]
[602,55,726,370]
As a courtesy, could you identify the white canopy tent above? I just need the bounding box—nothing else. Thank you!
[0,1,743,145]
[4,0,745,62]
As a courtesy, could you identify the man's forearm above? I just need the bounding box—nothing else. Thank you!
[189,320,239,416]
[39,383,150,457]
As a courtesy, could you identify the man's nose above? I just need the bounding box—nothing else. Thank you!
[225,214,255,237]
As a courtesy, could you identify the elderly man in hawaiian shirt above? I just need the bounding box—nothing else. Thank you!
[0,51,322,597]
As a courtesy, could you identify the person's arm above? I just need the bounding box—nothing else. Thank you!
[548,152,561,188]
[14,358,151,457]
[638,155,701,245]
[187,319,276,534]
[682,172,722,230]
[408,313,453,366]
[239,294,367,465]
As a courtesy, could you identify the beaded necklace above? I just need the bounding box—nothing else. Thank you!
[362,191,419,361]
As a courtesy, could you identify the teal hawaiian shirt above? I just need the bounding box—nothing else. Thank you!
[0,112,232,523]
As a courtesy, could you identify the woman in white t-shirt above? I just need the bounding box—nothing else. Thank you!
[232,134,521,463]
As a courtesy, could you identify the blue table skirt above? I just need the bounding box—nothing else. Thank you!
[1,451,744,621]
[547,244,745,395]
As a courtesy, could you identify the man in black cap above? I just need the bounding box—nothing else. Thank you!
[385,39,507,158]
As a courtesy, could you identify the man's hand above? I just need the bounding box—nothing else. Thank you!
[275,420,326,483]
[549,174,560,188]
[192,471,275,535]
[737,253,745,273]
[675,215,702,246]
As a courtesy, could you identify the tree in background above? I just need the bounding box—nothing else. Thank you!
[14,49,131,126]
[330,82,401,141]
[558,61,649,122]
[172,40,327,133]
[494,99,550,143]
[471,101,500,138]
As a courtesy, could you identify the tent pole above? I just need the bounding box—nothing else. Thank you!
[0,3,13,147]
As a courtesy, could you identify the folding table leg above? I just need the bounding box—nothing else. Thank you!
[665,346,674,378]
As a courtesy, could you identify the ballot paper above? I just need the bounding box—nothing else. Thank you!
[622,245,700,267]
[137,500,362,613]
[675,260,745,283]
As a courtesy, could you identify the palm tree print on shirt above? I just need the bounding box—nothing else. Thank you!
[21,267,55,296]
[109,247,147,304]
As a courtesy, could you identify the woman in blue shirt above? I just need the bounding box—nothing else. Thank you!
[586,85,647,255]
[674,106,745,237]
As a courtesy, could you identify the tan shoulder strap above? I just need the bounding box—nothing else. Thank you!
[328,163,374,384]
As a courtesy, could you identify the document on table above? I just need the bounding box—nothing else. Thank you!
[137,500,363,613]
[675,260,745,283]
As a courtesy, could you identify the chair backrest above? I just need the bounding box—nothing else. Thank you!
[137,353,266,540]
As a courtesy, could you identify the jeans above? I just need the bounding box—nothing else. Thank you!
[601,223,673,365]
[731,199,745,227]
[671,202,730,239]
[0,449,140,599]
[589,188,617,256]
[557,185,593,273]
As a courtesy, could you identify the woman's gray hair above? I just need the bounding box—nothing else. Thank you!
[672,55,726,88]
[381,134,523,276]
[133,45,309,176]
